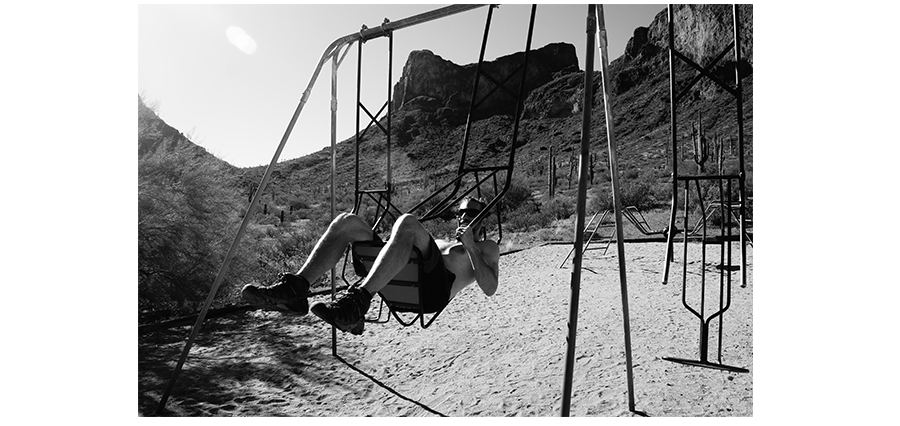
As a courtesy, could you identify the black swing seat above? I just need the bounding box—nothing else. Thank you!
[351,240,446,329]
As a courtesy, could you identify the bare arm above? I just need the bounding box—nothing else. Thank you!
[456,226,500,296]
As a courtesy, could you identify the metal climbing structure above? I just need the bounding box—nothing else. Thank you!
[559,205,670,267]
[659,4,750,374]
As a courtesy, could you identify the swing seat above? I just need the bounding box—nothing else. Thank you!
[351,240,445,329]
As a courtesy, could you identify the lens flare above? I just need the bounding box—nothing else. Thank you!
[226,26,257,55]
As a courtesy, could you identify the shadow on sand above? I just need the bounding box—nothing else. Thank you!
[335,354,447,417]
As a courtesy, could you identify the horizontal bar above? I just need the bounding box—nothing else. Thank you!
[461,165,511,173]
[702,235,741,244]
[676,174,741,182]
[359,5,488,41]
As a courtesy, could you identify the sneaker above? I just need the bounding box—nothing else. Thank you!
[241,273,310,315]
[310,287,372,335]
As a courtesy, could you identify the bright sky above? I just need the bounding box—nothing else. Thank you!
[139,3,665,168]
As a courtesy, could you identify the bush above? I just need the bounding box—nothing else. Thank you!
[502,181,534,212]
[542,195,575,220]
[589,181,659,212]
[246,222,325,285]
[506,203,552,232]
[138,151,245,314]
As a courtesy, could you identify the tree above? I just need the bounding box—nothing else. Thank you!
[138,148,243,313]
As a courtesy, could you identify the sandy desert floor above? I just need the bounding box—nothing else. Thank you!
[139,241,752,417]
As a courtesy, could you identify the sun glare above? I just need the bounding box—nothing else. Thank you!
[226,26,257,55]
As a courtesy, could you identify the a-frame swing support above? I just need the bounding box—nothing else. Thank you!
[561,4,636,416]
[154,4,487,414]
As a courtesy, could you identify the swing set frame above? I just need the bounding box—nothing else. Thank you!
[154,4,640,417]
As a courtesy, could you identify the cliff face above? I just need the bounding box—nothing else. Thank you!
[522,4,754,121]
[642,4,753,66]
[391,42,579,123]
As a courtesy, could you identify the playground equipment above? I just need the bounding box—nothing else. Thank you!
[155,4,640,417]
[154,5,486,414]
[559,205,670,267]
[334,4,535,331]
[560,4,635,416]
[659,4,750,373]
[685,197,753,245]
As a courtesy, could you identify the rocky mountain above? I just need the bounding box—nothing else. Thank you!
[142,4,753,215]
[392,42,579,124]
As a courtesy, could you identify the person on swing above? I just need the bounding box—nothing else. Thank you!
[241,197,500,335]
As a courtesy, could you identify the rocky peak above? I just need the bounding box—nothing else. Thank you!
[391,42,579,123]
[636,4,753,66]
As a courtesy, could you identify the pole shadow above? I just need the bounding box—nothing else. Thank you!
[335,355,447,417]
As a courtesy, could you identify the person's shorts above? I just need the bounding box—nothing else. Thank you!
[351,234,455,313]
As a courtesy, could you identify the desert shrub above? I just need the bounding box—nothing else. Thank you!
[505,203,553,232]
[621,181,658,210]
[624,168,640,180]
[285,194,310,211]
[247,222,325,285]
[502,181,534,212]
[542,194,575,220]
[589,181,659,212]
[138,151,245,315]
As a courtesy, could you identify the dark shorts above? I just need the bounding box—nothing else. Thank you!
[351,235,456,313]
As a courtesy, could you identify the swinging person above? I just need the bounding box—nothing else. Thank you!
[241,197,500,335]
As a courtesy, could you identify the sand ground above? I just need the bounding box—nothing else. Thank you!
[139,241,753,417]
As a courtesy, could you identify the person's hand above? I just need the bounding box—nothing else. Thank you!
[455,225,475,245]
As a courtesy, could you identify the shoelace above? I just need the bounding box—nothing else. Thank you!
[333,290,367,324]
[268,275,302,299]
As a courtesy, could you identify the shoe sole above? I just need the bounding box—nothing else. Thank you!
[243,290,309,316]
[310,304,363,335]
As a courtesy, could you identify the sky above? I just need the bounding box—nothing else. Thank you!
[139,3,666,168]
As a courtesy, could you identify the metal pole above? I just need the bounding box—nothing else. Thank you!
[358,5,486,42]
[561,4,596,417]
[596,4,636,412]
[330,44,342,357]
[154,35,352,416]
[661,4,678,285]
[459,5,495,177]
[355,40,362,209]
[732,4,748,288]
[386,32,393,200]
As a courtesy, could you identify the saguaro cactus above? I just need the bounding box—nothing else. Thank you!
[714,132,726,174]
[590,152,595,184]
[692,112,709,173]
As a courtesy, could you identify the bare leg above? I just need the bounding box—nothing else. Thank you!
[359,213,434,295]
[295,212,372,284]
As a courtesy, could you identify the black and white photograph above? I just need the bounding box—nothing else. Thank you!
[136,3,753,416]
[8,0,900,422]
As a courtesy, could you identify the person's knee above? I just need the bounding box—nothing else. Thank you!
[392,214,430,246]
[393,214,422,232]
[333,212,364,226]
[330,212,369,235]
